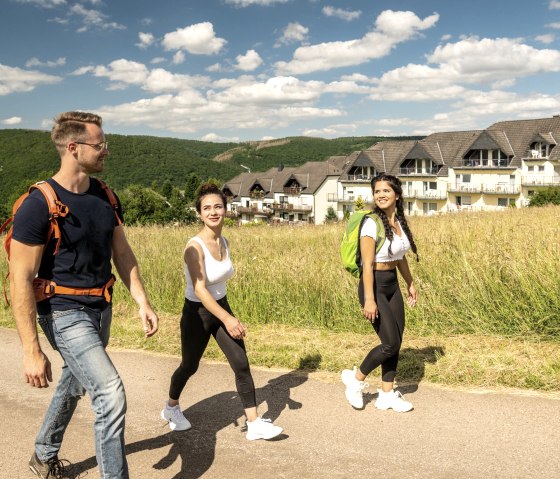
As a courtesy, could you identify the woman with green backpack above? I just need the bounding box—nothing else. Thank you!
[341,173,419,412]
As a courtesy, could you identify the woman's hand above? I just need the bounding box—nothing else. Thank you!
[406,283,418,307]
[363,298,378,322]
[223,315,247,340]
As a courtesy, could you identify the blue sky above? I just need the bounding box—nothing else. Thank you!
[1,0,560,142]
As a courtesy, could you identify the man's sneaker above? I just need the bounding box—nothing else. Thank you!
[341,367,368,409]
[246,417,283,441]
[374,389,413,412]
[161,402,192,431]
[29,452,69,479]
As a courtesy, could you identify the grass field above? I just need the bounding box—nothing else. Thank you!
[1,206,559,391]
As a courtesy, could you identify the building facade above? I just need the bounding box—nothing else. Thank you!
[223,116,560,224]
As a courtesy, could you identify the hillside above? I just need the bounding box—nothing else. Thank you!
[0,129,422,203]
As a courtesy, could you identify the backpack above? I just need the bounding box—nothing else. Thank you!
[340,210,386,278]
[0,178,122,304]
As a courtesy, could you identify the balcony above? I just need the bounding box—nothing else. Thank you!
[283,186,302,195]
[237,206,273,216]
[481,184,520,195]
[415,190,448,200]
[399,166,439,176]
[345,174,374,182]
[402,189,416,199]
[448,183,483,193]
[272,203,312,212]
[521,176,560,186]
[327,193,371,203]
[459,159,513,169]
[249,191,265,200]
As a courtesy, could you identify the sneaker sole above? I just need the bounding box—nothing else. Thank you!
[246,428,283,441]
[29,464,42,478]
[341,371,364,409]
[160,409,192,431]
[374,402,413,413]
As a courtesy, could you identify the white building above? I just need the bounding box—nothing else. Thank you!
[223,116,560,223]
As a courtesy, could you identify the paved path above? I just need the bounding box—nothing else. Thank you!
[1,327,559,479]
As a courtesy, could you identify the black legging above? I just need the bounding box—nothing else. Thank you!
[358,269,405,383]
[169,296,256,409]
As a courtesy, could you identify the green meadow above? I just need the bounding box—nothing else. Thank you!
[1,206,559,392]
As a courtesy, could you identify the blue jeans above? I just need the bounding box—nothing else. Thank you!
[37,306,128,479]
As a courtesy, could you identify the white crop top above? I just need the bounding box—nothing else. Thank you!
[184,236,234,301]
[360,217,411,262]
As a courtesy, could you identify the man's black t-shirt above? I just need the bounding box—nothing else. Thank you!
[12,178,124,315]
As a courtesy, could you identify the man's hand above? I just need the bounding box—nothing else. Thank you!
[23,350,52,388]
[140,305,159,337]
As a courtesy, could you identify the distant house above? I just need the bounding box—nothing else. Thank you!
[223,115,560,223]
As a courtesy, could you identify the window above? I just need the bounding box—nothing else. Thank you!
[280,195,288,204]
[461,174,471,183]
[539,165,545,172]
[528,190,535,196]
[424,181,437,191]
[423,202,437,214]
[497,198,508,207]
[406,201,413,215]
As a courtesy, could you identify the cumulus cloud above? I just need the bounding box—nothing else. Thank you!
[172,51,185,65]
[201,132,240,142]
[0,64,62,95]
[150,57,166,64]
[546,22,560,29]
[322,6,361,22]
[234,50,263,71]
[535,34,555,44]
[2,116,23,125]
[275,22,309,47]
[162,22,226,55]
[25,57,66,68]
[549,1,560,9]
[275,10,439,74]
[224,0,289,6]
[136,32,155,49]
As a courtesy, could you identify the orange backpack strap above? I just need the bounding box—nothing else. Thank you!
[30,182,69,255]
[93,177,123,226]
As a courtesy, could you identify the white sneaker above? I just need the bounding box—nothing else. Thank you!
[374,389,413,412]
[341,367,368,409]
[161,402,192,431]
[246,417,283,441]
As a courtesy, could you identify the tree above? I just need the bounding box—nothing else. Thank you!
[354,195,365,211]
[184,173,202,203]
[529,187,560,207]
[325,206,338,222]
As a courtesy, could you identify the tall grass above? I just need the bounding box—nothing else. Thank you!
[1,206,559,340]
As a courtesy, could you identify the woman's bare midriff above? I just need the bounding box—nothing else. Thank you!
[373,260,398,271]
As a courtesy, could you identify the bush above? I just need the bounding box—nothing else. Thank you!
[529,187,560,206]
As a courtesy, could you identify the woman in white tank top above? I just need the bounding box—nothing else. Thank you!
[161,184,283,441]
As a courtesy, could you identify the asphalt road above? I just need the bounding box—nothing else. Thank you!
[1,327,559,479]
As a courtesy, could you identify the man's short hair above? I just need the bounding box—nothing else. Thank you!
[51,111,103,155]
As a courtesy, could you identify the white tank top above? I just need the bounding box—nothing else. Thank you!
[184,236,234,301]
[360,217,411,262]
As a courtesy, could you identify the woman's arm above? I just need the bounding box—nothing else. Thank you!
[397,257,417,307]
[360,235,378,322]
[185,241,246,339]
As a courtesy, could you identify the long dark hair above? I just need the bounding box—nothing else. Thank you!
[371,173,419,262]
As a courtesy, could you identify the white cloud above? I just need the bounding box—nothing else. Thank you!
[322,6,361,22]
[162,22,226,55]
[546,22,560,29]
[13,0,66,7]
[92,59,149,86]
[136,32,155,49]
[48,17,69,25]
[0,64,62,95]
[275,22,309,47]
[25,57,66,68]
[201,132,240,142]
[71,65,95,75]
[440,34,452,41]
[2,116,23,125]
[150,57,166,64]
[207,63,223,72]
[69,4,126,32]
[224,0,289,6]
[535,34,555,44]
[275,10,439,74]
[549,1,560,10]
[234,50,263,71]
[141,17,153,26]
[172,51,185,65]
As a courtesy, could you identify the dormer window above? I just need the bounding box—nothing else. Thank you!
[463,149,508,167]
[529,141,555,159]
[400,158,438,175]
[250,185,264,199]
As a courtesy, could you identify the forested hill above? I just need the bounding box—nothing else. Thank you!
[0,129,422,201]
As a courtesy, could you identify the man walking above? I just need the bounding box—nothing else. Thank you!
[9,111,159,478]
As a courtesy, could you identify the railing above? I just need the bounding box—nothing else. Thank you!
[345,174,374,182]
[522,150,548,160]
[521,176,560,186]
[481,185,520,194]
[272,203,312,212]
[459,159,512,168]
[448,183,483,193]
[415,190,448,200]
[283,187,302,195]
[237,206,273,216]
[402,190,416,199]
[249,191,265,199]
[327,193,371,203]
[399,166,439,176]
[446,204,509,213]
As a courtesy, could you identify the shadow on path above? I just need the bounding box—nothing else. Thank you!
[363,345,444,406]
[70,354,322,479]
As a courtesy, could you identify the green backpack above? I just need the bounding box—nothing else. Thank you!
[340,210,386,278]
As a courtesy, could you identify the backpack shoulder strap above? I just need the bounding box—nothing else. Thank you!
[92,177,123,226]
[364,213,386,255]
[31,181,69,255]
